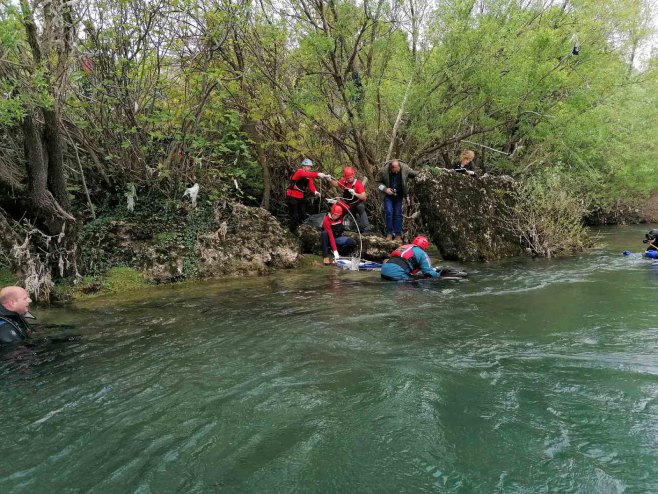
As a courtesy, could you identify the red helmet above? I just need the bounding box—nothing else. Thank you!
[330,204,343,216]
[343,166,355,179]
[412,235,430,250]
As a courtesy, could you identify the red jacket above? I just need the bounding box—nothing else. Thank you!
[322,213,345,252]
[336,177,366,208]
[286,169,319,199]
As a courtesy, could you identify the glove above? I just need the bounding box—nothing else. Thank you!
[317,172,328,179]
[314,191,321,197]
[347,188,355,195]
[333,250,340,260]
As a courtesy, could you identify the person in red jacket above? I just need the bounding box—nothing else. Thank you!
[329,166,371,233]
[321,204,357,265]
[286,158,329,231]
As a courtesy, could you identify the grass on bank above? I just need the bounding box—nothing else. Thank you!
[52,267,148,302]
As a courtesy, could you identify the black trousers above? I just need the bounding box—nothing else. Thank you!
[350,202,371,233]
[287,196,306,231]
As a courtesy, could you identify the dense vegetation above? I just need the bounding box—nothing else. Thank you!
[1,0,657,293]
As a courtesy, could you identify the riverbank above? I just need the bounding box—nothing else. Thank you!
[3,177,655,303]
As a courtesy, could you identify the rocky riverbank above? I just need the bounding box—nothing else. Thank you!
[5,170,640,300]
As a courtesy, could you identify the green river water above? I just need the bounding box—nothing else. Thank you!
[2,225,658,493]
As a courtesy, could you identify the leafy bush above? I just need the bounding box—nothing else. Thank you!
[507,170,591,257]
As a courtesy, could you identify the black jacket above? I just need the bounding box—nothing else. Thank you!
[0,306,32,346]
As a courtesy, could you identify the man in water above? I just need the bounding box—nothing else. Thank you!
[381,236,439,281]
[0,287,80,352]
[0,286,34,346]
[381,236,468,281]
[644,229,658,252]
[375,159,418,241]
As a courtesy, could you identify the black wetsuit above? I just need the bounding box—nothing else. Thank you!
[0,306,32,346]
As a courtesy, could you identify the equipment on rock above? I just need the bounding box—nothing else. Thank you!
[334,258,382,271]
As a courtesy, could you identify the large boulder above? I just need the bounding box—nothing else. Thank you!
[414,169,524,261]
[195,203,300,278]
[79,202,301,282]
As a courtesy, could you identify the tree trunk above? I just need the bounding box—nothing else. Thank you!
[22,113,73,234]
[43,108,70,210]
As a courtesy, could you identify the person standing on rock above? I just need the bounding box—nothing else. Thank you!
[286,158,329,232]
[376,159,417,241]
[452,150,477,176]
[329,166,371,234]
[321,204,357,265]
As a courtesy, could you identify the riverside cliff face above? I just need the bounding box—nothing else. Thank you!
[78,202,301,283]
[413,169,524,261]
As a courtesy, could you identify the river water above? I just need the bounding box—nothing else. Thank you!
[2,225,657,493]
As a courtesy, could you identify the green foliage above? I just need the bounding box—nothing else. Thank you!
[79,197,216,279]
[0,268,18,287]
[508,169,591,257]
[101,267,147,293]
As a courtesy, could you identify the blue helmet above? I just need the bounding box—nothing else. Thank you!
[301,158,313,167]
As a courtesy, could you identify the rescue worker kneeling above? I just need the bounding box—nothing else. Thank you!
[321,204,357,265]
[381,236,438,281]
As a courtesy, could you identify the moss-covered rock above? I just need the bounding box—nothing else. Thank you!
[78,201,301,283]
[51,267,147,302]
[194,203,300,278]
[414,169,524,261]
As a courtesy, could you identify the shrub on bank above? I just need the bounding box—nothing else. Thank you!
[506,171,591,257]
